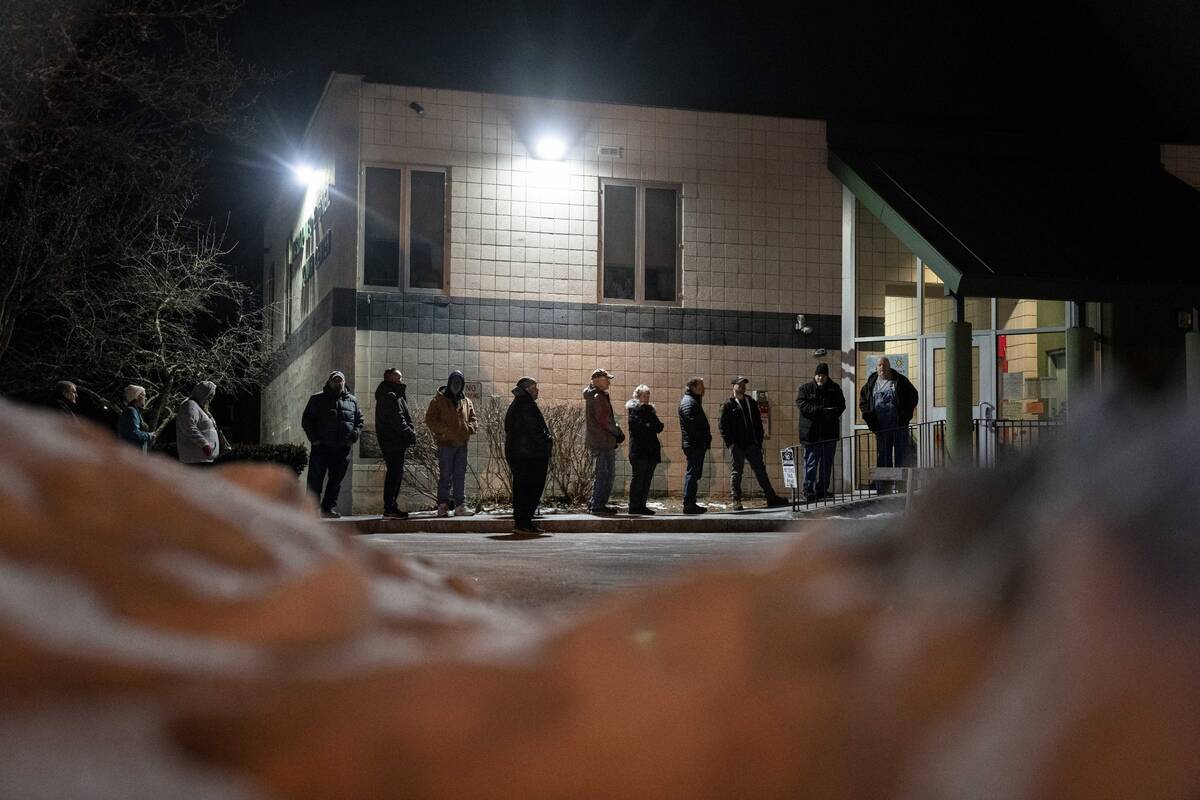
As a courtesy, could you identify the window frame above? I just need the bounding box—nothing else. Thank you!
[598,178,682,306]
[360,162,452,295]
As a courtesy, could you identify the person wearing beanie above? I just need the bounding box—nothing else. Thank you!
[795,362,847,502]
[504,376,553,533]
[117,384,154,453]
[424,370,478,517]
[718,377,790,510]
[177,381,219,465]
[375,368,417,519]
[301,371,363,517]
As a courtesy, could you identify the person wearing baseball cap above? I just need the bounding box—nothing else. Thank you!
[795,362,846,502]
[584,367,624,515]
[718,377,790,510]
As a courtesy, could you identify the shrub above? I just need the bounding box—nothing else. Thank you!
[216,443,309,476]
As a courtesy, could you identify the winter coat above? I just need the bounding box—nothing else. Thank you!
[504,389,553,461]
[118,405,152,452]
[795,380,847,443]
[583,384,624,450]
[858,370,919,433]
[374,381,416,455]
[626,400,664,464]
[678,390,712,451]
[425,388,477,447]
[718,394,766,449]
[302,383,364,449]
[178,382,221,463]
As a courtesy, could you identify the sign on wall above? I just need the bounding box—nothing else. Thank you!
[865,353,910,377]
[464,381,482,401]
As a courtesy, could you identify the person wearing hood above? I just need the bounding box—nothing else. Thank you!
[626,384,664,515]
[375,368,417,519]
[583,368,624,515]
[424,370,477,517]
[301,371,363,518]
[118,384,155,453]
[177,381,219,465]
[795,362,847,502]
[504,376,553,533]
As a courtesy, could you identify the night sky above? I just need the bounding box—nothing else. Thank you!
[207,0,1200,281]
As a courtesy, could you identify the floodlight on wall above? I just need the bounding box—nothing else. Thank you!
[534,135,567,161]
[409,101,426,116]
[292,164,323,188]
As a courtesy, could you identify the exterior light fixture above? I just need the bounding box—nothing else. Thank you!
[292,164,322,187]
[534,136,567,161]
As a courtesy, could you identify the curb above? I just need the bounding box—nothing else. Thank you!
[329,494,902,535]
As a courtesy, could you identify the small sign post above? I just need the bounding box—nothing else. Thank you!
[781,447,797,489]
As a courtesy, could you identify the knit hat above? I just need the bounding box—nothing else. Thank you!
[328,371,346,382]
[814,363,830,376]
[123,385,146,404]
[512,376,537,396]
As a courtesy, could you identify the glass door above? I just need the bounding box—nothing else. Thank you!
[922,334,995,424]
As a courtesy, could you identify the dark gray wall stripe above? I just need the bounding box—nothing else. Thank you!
[356,293,840,350]
[270,291,842,382]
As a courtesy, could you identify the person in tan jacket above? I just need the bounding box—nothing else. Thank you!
[424,370,478,516]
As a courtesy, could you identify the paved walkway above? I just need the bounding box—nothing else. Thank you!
[330,493,901,534]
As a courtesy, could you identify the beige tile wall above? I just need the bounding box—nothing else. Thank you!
[358,83,843,314]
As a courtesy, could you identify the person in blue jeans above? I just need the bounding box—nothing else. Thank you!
[795,363,847,502]
[424,370,478,517]
[678,377,712,514]
[583,368,624,515]
[857,357,919,492]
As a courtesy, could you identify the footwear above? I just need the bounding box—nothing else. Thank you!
[731,501,744,511]
[766,495,791,508]
[589,506,617,516]
[628,507,655,515]
[382,508,409,519]
[320,508,341,519]
[682,504,707,515]
[453,505,474,517]
[436,504,449,517]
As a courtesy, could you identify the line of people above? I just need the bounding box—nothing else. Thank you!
[301,357,918,525]
[55,379,225,466]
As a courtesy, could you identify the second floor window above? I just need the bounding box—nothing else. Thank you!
[364,165,449,292]
[600,180,681,304]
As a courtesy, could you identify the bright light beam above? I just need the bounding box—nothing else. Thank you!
[534,136,567,161]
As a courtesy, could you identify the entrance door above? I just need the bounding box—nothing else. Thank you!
[922,334,996,426]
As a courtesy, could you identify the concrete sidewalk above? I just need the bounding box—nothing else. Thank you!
[329,494,901,534]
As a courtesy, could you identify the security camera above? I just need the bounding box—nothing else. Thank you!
[795,314,813,335]
[409,101,426,116]
[812,348,827,357]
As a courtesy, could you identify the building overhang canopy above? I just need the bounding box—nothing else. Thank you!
[829,140,1200,303]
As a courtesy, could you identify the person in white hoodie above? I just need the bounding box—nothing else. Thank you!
[177,381,219,465]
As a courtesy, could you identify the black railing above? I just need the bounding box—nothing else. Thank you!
[787,421,947,511]
[973,418,1063,468]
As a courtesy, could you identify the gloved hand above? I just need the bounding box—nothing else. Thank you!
[349,431,360,444]
[201,444,213,458]
[614,428,625,445]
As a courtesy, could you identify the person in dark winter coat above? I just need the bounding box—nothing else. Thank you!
[504,376,553,533]
[302,371,364,518]
[858,357,919,480]
[424,370,478,517]
[678,377,712,514]
[583,368,624,515]
[717,377,789,510]
[626,384,664,515]
[55,381,78,420]
[374,368,417,518]
[795,363,847,502]
[117,385,154,453]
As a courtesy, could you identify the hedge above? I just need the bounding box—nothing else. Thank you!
[152,441,309,476]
